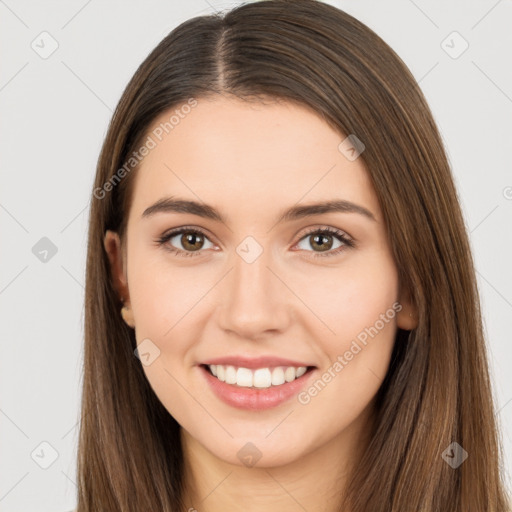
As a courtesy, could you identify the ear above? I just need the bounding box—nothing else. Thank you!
[103,230,135,328]
[396,284,418,331]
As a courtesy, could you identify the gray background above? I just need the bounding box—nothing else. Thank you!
[1,0,511,510]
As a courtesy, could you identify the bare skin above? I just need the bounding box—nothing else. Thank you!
[104,95,417,512]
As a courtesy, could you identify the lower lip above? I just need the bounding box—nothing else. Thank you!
[199,365,316,411]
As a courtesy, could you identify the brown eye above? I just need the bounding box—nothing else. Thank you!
[180,231,205,252]
[307,233,334,252]
[295,227,354,258]
[158,227,215,257]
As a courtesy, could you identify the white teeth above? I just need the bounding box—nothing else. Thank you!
[253,368,272,388]
[207,364,309,388]
[271,367,285,386]
[225,365,237,384]
[236,367,253,387]
[284,367,296,382]
[296,366,307,378]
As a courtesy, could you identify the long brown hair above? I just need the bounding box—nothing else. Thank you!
[78,1,511,510]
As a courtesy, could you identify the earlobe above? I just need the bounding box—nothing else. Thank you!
[396,287,418,331]
[397,309,418,331]
[120,304,135,329]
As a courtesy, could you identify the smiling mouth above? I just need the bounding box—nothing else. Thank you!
[201,363,316,389]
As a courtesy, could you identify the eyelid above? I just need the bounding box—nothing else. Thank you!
[291,225,355,258]
[157,224,355,257]
[157,225,219,253]
[296,225,354,243]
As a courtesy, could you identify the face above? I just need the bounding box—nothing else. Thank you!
[105,95,416,469]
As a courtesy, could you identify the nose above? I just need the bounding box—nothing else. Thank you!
[217,247,291,340]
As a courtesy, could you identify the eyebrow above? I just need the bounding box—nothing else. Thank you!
[142,196,376,224]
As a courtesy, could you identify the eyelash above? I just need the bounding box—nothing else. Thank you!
[156,225,355,259]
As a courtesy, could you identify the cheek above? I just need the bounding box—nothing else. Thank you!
[127,249,199,414]
[294,249,399,399]
[306,255,399,412]
[297,293,398,438]
[291,249,399,341]
[127,245,202,337]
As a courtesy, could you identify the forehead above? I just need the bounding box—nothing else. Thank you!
[128,96,381,225]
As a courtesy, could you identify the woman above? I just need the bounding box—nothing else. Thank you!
[77,0,511,510]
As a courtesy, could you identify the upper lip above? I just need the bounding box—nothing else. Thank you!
[201,355,315,369]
